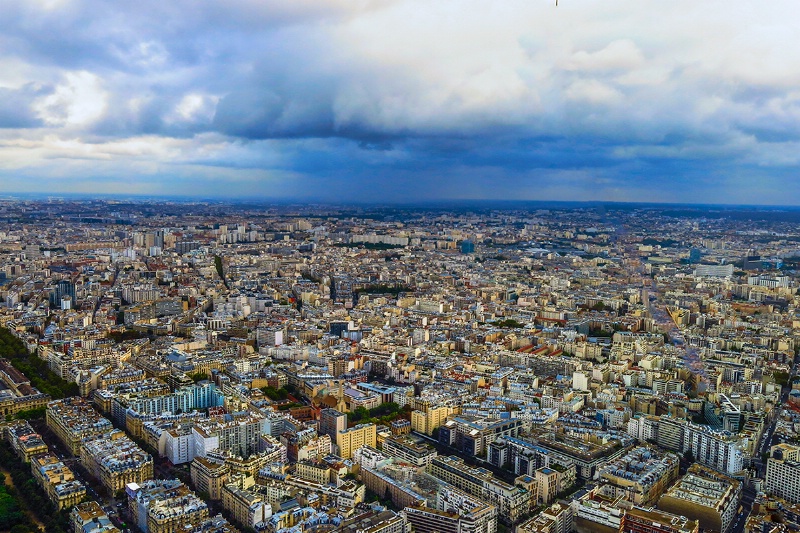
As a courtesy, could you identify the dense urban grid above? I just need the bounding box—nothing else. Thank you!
[1,198,800,533]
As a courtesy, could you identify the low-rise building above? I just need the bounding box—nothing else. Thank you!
[81,430,153,494]
[382,435,437,468]
[31,452,86,510]
[70,501,120,533]
[0,358,50,418]
[428,455,529,525]
[128,479,209,533]
[598,446,680,506]
[657,464,742,533]
[6,420,48,462]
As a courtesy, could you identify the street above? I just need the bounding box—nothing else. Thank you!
[730,360,798,533]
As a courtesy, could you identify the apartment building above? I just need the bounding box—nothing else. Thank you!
[193,412,266,459]
[47,397,114,455]
[428,455,529,525]
[70,501,120,533]
[31,453,86,510]
[382,435,437,467]
[6,420,48,462]
[337,423,377,459]
[657,464,741,533]
[191,456,230,500]
[598,446,680,506]
[81,430,153,494]
[766,443,800,503]
[128,479,209,533]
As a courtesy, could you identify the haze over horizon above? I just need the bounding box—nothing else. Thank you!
[1,1,799,204]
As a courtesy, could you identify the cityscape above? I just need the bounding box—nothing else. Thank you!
[0,198,798,533]
[3,1,800,533]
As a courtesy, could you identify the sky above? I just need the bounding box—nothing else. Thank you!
[1,0,799,204]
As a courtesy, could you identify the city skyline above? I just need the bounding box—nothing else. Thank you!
[1,1,799,203]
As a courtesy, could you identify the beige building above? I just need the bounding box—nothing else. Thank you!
[47,397,114,455]
[70,501,120,533]
[295,460,332,485]
[337,423,377,459]
[516,502,573,533]
[221,478,273,530]
[598,446,680,506]
[191,457,230,500]
[31,453,86,510]
[0,358,50,419]
[411,405,453,435]
[6,420,48,463]
[81,430,153,494]
[337,510,407,533]
[658,464,741,533]
[129,479,209,533]
[429,455,529,526]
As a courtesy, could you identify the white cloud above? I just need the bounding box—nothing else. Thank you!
[565,79,622,105]
[568,40,645,72]
[167,93,219,124]
[33,71,107,127]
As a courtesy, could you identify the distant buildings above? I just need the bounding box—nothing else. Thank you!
[6,201,800,532]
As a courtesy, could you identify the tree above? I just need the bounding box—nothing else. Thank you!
[213,255,229,290]
[260,386,290,401]
[189,372,209,383]
[349,406,370,424]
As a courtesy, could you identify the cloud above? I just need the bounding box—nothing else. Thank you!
[0,0,799,203]
[33,71,107,127]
